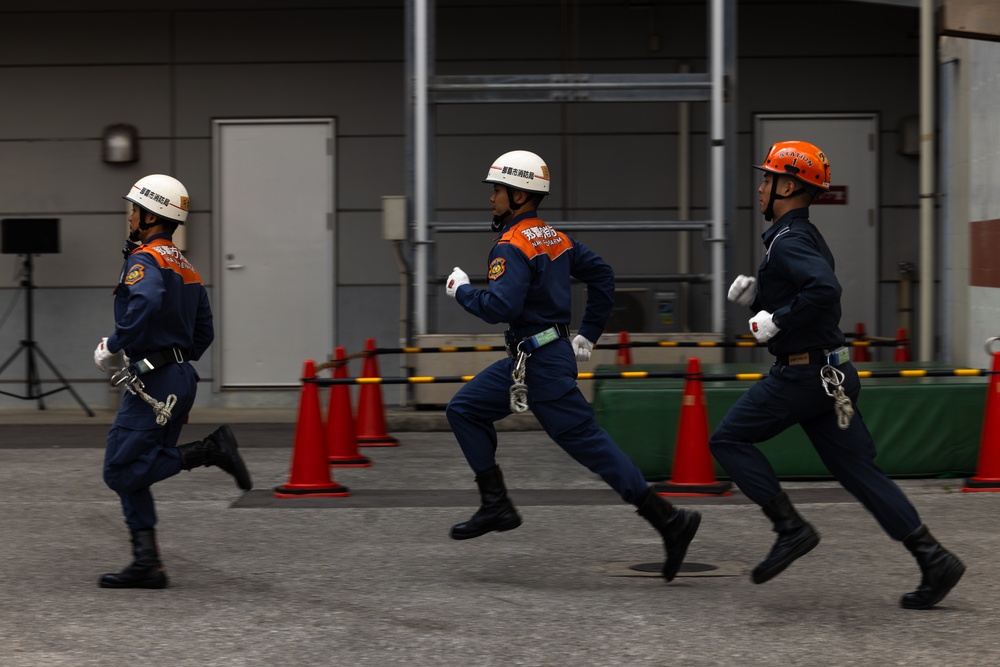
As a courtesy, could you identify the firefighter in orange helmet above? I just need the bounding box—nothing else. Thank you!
[713,141,964,609]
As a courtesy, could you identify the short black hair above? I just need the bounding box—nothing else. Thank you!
[144,211,179,235]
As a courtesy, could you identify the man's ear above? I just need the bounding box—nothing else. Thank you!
[145,212,159,226]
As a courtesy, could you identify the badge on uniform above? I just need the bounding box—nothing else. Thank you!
[488,257,506,280]
[124,265,145,285]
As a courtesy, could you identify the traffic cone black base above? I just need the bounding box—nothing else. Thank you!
[329,458,373,468]
[273,483,349,498]
[652,481,733,496]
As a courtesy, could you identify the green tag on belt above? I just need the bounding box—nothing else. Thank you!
[833,347,850,365]
[532,327,559,347]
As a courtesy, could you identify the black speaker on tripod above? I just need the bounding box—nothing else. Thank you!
[0,218,93,416]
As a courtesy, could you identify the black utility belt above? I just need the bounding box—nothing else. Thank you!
[775,346,849,367]
[133,348,189,375]
[504,324,570,357]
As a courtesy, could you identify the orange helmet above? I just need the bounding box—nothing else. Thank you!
[754,141,831,192]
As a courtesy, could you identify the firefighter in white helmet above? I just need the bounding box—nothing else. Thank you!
[443,150,701,581]
[93,174,252,589]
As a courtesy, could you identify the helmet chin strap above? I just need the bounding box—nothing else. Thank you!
[764,175,807,222]
[490,186,520,232]
[127,210,159,242]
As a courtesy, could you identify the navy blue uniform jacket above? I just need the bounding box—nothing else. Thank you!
[752,208,845,356]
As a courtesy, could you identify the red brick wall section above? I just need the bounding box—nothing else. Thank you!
[971,219,1000,288]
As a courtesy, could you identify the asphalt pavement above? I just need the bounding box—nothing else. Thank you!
[0,408,997,666]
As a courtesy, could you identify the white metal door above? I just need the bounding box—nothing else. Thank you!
[213,119,334,388]
[755,114,878,337]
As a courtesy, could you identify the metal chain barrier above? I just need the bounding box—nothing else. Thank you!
[314,350,372,373]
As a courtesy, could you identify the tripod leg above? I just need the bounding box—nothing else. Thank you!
[0,343,26,375]
[32,344,95,417]
[26,341,44,409]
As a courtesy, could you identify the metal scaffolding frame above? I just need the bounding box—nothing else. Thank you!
[406,0,736,338]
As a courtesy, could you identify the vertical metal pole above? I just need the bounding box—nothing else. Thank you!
[918,0,935,360]
[414,0,429,335]
[710,0,726,333]
[677,63,691,332]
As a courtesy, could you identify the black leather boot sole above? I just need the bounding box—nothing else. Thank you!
[450,511,522,540]
[751,524,820,584]
[900,558,966,609]
[98,570,168,589]
[209,425,253,491]
[663,509,701,582]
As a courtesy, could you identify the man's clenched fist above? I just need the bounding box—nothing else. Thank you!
[446,266,470,297]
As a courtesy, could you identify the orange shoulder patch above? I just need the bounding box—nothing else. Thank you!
[505,219,573,261]
[488,257,506,280]
[123,265,145,286]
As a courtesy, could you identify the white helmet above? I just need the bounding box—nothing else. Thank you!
[483,150,550,195]
[123,174,190,223]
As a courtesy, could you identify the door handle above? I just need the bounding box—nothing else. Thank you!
[226,264,245,270]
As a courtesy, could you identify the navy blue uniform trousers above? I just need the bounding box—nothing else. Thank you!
[446,339,647,504]
[103,363,197,531]
[708,361,920,541]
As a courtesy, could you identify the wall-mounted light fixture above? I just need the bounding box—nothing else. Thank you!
[102,123,139,163]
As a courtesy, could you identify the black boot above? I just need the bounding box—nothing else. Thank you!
[177,425,253,491]
[900,525,965,609]
[636,489,701,582]
[99,528,168,589]
[752,491,820,584]
[450,465,522,540]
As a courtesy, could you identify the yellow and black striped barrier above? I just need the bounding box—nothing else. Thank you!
[370,338,901,356]
[307,367,989,386]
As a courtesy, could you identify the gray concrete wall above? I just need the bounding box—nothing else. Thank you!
[945,37,1000,366]
[0,1,925,410]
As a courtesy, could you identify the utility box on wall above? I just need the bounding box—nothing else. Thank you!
[572,286,687,334]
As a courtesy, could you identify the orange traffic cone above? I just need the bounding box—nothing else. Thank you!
[355,338,400,447]
[274,360,350,498]
[326,346,372,467]
[653,356,732,496]
[853,322,872,362]
[963,350,1000,492]
[894,328,911,362]
[616,331,632,365]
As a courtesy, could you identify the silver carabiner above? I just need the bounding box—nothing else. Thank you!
[110,366,136,388]
[509,344,530,414]
[820,364,854,430]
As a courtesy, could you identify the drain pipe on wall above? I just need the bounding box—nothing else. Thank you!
[678,63,691,331]
[709,0,726,334]
[414,0,430,336]
[918,0,935,360]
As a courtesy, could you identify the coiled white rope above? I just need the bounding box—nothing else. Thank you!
[113,370,177,426]
[820,364,854,430]
[509,347,530,414]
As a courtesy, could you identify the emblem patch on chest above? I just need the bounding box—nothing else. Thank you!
[124,265,145,285]
[488,257,506,280]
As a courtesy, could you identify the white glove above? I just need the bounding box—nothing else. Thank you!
[728,274,757,306]
[93,337,113,372]
[749,310,779,343]
[571,334,594,361]
[446,266,470,298]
